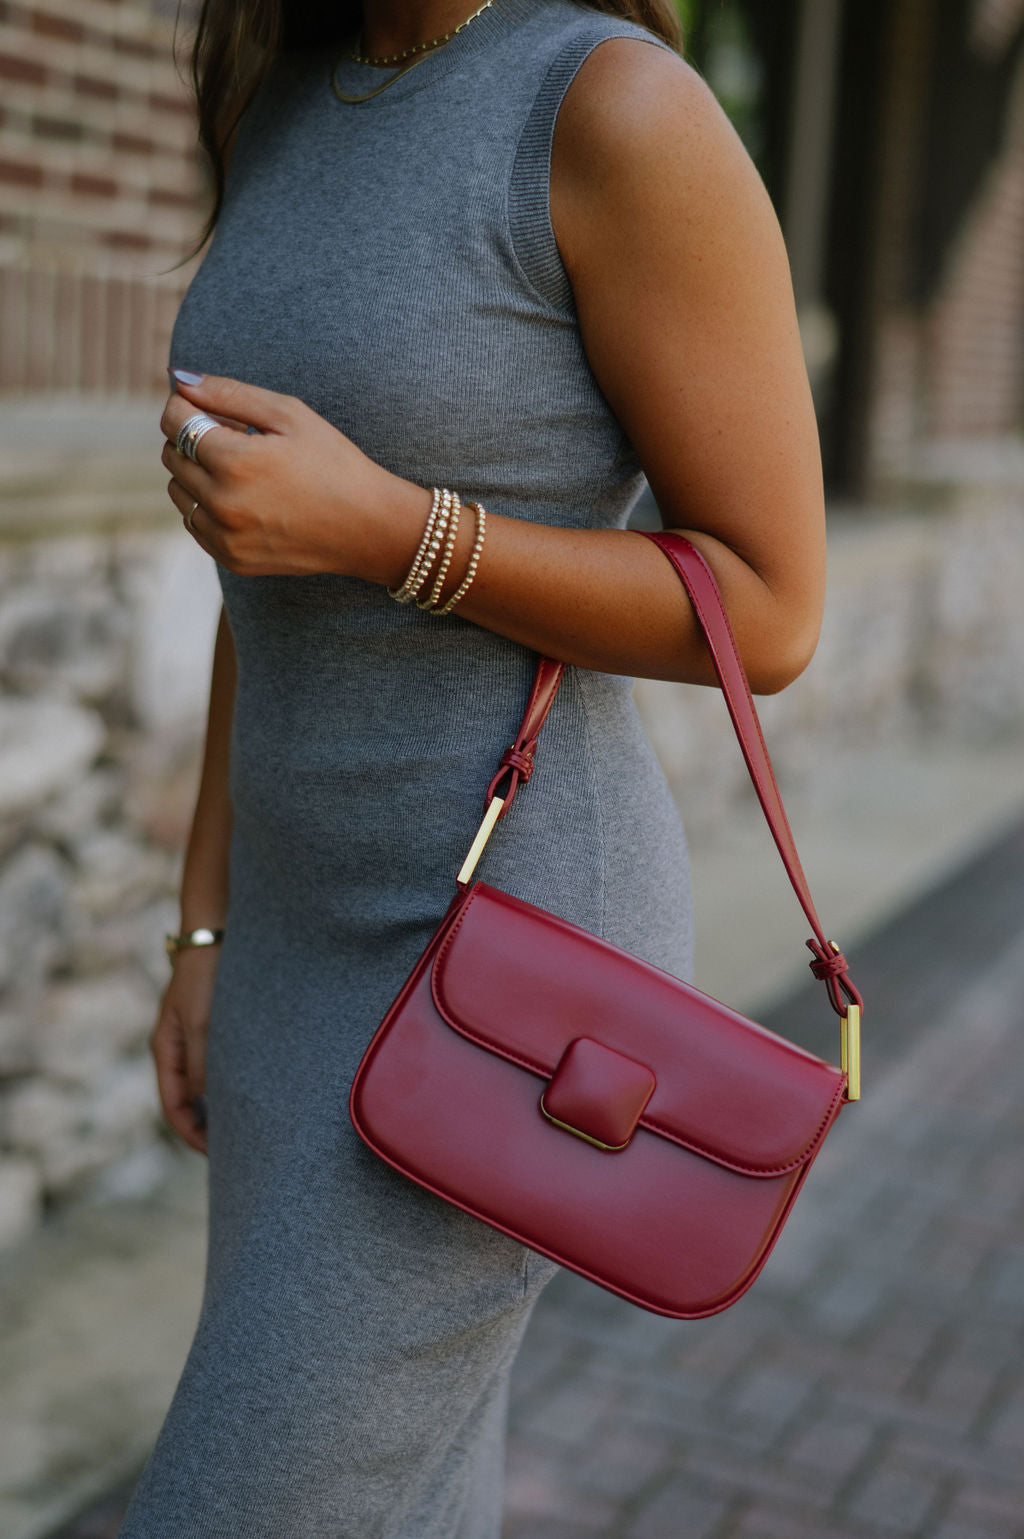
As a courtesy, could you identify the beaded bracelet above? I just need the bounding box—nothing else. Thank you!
[432,501,486,615]
[388,487,451,603]
[417,491,462,610]
[408,489,455,603]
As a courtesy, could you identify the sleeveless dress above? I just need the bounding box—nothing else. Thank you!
[119,4,693,1535]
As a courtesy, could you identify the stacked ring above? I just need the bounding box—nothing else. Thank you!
[176,412,221,462]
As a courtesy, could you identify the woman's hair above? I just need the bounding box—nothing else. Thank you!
[180,1,684,260]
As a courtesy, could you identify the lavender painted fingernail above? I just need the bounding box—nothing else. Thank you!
[173,368,205,386]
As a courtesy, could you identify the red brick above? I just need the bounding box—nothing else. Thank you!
[103,231,153,252]
[627,1476,736,1539]
[148,91,193,117]
[31,10,86,42]
[111,132,155,155]
[74,73,119,101]
[503,1441,623,1531]
[733,1505,863,1539]
[0,50,47,85]
[70,172,118,198]
[0,157,44,188]
[845,1461,945,1534]
[147,186,196,209]
[113,35,162,61]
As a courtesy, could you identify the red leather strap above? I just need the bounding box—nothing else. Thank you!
[485,532,861,1020]
[644,532,861,1018]
[485,657,565,818]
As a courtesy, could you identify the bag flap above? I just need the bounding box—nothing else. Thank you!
[431,884,846,1177]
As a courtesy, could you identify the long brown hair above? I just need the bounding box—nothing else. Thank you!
[176,0,684,261]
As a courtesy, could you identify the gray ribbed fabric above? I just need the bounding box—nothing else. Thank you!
[119,4,692,1535]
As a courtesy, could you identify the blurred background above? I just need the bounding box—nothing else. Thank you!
[0,2,1022,1537]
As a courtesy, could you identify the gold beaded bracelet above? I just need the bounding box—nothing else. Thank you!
[406,489,456,604]
[388,489,487,616]
[388,487,449,603]
[417,491,462,610]
[432,501,486,615]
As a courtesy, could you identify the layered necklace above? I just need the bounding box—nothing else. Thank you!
[331,0,495,104]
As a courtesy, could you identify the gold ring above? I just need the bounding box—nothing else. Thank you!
[185,499,199,533]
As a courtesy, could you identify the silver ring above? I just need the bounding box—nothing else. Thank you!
[176,412,221,463]
[175,412,210,454]
[185,499,199,533]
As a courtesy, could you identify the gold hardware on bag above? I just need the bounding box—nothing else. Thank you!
[539,1093,632,1152]
[828,940,861,1102]
[841,1004,861,1102]
[457,796,505,885]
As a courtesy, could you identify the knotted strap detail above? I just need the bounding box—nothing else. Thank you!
[483,659,564,820]
[806,939,864,1017]
[501,746,536,781]
[486,742,538,811]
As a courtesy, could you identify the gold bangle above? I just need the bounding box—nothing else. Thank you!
[417,490,462,610]
[165,926,225,960]
[387,487,443,603]
[434,501,486,615]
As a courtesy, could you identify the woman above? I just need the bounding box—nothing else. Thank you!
[122,0,826,1534]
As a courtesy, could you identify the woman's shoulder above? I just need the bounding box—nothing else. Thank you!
[550,34,774,279]
[553,35,732,187]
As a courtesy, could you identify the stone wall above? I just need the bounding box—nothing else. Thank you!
[0,397,219,1247]
[1,400,1023,1252]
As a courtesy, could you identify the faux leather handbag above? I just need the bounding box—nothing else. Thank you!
[350,531,863,1319]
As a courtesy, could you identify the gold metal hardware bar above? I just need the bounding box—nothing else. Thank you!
[841,1003,861,1101]
[457,796,505,885]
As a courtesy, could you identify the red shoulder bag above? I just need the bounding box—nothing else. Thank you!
[350,531,863,1319]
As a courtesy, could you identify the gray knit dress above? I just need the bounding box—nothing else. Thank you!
[119,4,693,1534]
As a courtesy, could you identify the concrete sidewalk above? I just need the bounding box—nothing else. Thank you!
[12,753,1024,1539]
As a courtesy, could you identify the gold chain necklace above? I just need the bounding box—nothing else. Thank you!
[331,0,494,104]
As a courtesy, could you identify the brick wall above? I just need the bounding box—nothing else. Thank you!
[926,47,1024,440]
[868,0,1024,480]
[0,0,203,394]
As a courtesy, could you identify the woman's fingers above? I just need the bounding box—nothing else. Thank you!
[160,437,219,504]
[149,998,209,1157]
[166,370,297,435]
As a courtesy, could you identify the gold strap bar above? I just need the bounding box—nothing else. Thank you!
[841,1003,861,1102]
[457,797,505,886]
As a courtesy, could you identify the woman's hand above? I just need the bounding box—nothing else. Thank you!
[159,372,430,579]
[149,946,222,1156]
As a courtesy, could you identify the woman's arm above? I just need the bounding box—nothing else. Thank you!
[430,42,826,692]
[149,603,236,1155]
[178,601,235,932]
[161,42,825,694]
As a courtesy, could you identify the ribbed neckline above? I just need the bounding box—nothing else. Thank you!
[327,0,539,107]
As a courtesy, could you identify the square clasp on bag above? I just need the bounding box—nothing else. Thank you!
[540,1037,656,1152]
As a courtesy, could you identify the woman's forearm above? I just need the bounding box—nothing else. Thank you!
[366,478,821,696]
[178,603,236,930]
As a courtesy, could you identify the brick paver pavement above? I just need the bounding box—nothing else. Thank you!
[49,821,1024,1539]
[501,820,1024,1539]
